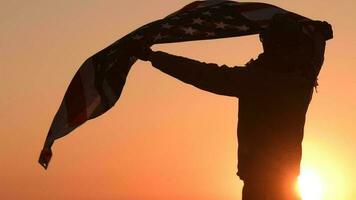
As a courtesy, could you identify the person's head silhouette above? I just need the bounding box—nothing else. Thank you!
[259,14,311,55]
[257,14,326,81]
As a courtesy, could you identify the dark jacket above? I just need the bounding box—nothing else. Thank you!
[148,46,323,180]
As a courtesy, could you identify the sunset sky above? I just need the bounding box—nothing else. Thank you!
[1,0,355,199]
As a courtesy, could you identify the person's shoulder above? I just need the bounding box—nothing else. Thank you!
[247,68,314,94]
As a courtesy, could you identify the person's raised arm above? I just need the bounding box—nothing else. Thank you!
[130,45,313,97]
[147,50,250,97]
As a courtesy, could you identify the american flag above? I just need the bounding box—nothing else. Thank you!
[39,0,319,169]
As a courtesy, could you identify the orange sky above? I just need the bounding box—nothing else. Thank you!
[1,0,355,199]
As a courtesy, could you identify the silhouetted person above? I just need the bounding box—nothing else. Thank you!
[131,14,330,200]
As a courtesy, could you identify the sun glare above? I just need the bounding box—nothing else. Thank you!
[297,169,324,200]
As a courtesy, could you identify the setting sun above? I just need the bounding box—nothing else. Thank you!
[297,169,324,200]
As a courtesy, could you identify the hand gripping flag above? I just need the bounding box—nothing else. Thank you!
[39,0,333,169]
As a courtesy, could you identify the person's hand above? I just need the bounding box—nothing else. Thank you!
[314,21,333,41]
[304,21,333,41]
[127,42,154,61]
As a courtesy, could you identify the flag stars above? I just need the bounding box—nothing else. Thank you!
[182,27,197,35]
[215,22,228,29]
[206,32,216,37]
[224,16,234,20]
[154,33,164,41]
[202,11,212,16]
[132,34,143,40]
[108,62,116,68]
[192,18,204,25]
[161,22,173,29]
[107,49,117,56]
[235,25,250,31]
[197,4,206,8]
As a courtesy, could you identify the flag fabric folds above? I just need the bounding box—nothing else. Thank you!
[39,0,315,169]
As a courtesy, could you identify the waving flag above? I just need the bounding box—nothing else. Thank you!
[39,0,332,169]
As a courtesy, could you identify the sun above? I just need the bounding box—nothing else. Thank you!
[297,169,324,200]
